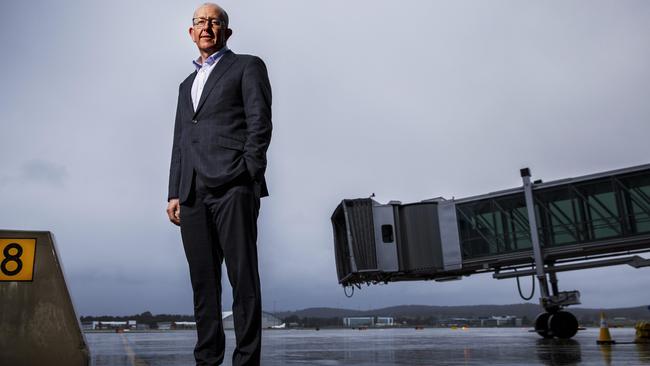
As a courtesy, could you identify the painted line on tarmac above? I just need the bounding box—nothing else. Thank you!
[119,333,149,366]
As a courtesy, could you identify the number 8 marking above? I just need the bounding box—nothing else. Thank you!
[1,243,23,276]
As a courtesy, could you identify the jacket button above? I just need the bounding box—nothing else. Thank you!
[192,119,198,124]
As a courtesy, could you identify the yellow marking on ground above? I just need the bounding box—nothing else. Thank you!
[119,333,149,366]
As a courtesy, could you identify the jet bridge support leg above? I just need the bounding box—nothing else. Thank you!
[548,263,559,297]
[521,168,580,339]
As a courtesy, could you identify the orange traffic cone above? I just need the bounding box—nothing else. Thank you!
[597,312,616,345]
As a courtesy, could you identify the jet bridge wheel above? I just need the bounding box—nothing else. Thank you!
[535,311,579,339]
[535,312,553,339]
[548,311,579,339]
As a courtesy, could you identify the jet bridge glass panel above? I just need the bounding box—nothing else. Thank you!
[456,195,532,260]
[458,169,650,260]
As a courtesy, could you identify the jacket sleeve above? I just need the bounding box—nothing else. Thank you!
[241,56,272,181]
[167,84,183,201]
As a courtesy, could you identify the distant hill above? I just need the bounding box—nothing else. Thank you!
[81,304,650,325]
[276,304,650,322]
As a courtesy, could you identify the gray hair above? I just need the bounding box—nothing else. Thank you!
[194,3,229,28]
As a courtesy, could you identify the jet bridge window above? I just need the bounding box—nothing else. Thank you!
[619,173,650,234]
[457,195,532,260]
[381,225,394,243]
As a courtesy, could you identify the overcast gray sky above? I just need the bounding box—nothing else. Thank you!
[1,1,649,316]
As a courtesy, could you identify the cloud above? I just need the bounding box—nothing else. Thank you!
[1,0,650,315]
[19,159,68,187]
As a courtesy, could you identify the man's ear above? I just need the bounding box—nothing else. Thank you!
[189,27,196,41]
[224,28,233,42]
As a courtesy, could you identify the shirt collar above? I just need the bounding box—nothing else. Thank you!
[192,47,229,71]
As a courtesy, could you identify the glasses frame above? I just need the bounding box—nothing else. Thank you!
[192,17,225,29]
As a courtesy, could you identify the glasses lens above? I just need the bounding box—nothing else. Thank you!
[193,18,221,28]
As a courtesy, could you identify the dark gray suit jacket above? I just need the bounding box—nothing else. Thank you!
[168,50,272,203]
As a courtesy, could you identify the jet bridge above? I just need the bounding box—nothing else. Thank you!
[331,164,650,339]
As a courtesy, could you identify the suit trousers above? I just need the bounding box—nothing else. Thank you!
[180,172,262,366]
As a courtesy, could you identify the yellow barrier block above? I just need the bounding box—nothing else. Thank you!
[0,230,89,366]
[636,321,650,343]
[0,238,36,281]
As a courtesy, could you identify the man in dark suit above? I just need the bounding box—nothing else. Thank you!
[166,3,271,365]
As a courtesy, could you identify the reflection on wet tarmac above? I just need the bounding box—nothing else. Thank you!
[536,339,581,366]
[637,343,650,363]
[86,327,649,366]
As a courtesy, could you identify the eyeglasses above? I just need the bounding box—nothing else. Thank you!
[192,17,224,29]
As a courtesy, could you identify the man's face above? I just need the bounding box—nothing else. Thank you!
[189,5,231,55]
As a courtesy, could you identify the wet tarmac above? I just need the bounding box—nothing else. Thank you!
[86,327,650,365]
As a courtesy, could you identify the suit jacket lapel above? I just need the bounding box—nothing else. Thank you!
[183,71,197,114]
[193,50,236,118]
